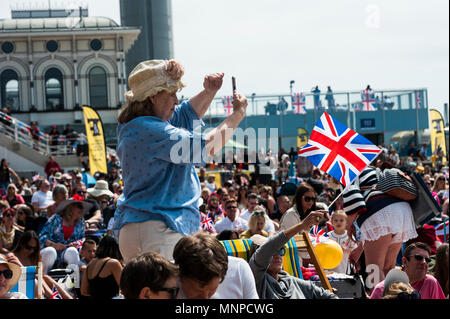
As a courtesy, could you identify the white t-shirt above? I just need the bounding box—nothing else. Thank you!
[326,230,358,274]
[214,216,248,234]
[211,256,259,299]
[239,209,275,233]
[31,190,54,209]
[205,181,217,193]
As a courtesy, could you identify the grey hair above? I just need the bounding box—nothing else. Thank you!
[52,184,68,200]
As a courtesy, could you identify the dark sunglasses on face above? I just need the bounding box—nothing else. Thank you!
[77,191,87,195]
[25,244,38,251]
[408,254,431,263]
[396,290,421,300]
[0,269,13,279]
[277,248,286,256]
[303,196,316,203]
[226,206,237,210]
[158,286,179,299]
[3,213,14,218]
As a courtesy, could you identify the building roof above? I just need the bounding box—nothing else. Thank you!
[0,16,123,32]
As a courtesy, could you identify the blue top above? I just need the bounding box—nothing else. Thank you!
[38,214,85,248]
[113,100,207,236]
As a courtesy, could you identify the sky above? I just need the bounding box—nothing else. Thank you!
[0,0,448,118]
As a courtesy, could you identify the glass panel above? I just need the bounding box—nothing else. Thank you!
[89,67,108,108]
[1,69,20,111]
[45,68,64,110]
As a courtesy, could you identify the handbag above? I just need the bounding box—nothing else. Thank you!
[375,168,417,201]
[409,172,442,227]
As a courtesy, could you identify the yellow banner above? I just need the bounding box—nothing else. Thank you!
[82,106,108,175]
[297,128,308,149]
[429,109,447,164]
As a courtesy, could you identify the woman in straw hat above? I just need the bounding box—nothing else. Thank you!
[0,254,26,299]
[114,59,248,262]
[38,199,92,274]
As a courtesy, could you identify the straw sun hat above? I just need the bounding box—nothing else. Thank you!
[0,255,21,292]
[87,180,114,198]
[124,59,186,103]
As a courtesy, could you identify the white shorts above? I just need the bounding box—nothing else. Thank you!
[360,201,418,244]
[118,219,183,263]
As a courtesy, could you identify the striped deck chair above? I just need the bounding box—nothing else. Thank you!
[10,262,43,299]
[220,238,303,279]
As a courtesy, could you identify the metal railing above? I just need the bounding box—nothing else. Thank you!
[202,88,428,118]
[0,111,87,156]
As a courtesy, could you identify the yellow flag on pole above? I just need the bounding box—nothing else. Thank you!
[82,106,108,175]
[429,109,447,165]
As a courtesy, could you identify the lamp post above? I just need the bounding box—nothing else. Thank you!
[290,80,295,97]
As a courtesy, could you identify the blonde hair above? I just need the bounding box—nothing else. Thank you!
[331,210,347,221]
[383,282,415,299]
[247,206,266,232]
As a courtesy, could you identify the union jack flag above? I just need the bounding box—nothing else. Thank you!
[292,92,306,114]
[360,89,376,111]
[435,220,449,244]
[298,112,382,187]
[222,96,233,115]
[201,213,216,233]
[415,90,424,109]
[51,285,62,299]
[309,225,329,244]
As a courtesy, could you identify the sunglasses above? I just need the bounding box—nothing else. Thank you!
[77,191,87,194]
[226,206,237,210]
[277,248,286,256]
[408,254,431,263]
[396,290,421,300]
[25,244,38,251]
[3,213,15,218]
[158,286,179,299]
[0,269,13,279]
[303,196,317,203]
[252,211,265,216]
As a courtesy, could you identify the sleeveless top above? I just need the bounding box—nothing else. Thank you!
[0,167,10,183]
[87,258,119,299]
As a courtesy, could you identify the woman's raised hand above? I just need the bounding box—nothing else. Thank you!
[232,91,248,116]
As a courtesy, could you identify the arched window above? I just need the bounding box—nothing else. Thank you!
[1,69,20,112]
[89,66,108,108]
[45,68,64,110]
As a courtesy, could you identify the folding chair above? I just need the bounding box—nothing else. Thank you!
[10,262,43,299]
[294,232,334,292]
[220,237,303,279]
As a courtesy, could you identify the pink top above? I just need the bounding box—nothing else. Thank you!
[370,274,446,299]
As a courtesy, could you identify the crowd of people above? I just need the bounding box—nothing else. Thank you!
[0,58,448,301]
[0,143,448,300]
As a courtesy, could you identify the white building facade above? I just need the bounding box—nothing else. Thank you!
[0,10,140,140]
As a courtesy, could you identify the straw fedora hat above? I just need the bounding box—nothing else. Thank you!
[87,180,113,198]
[124,59,185,103]
[56,199,93,214]
[0,255,21,292]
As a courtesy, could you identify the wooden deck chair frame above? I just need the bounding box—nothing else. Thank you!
[37,261,43,299]
[294,232,333,293]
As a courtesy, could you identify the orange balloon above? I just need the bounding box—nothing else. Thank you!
[315,240,343,269]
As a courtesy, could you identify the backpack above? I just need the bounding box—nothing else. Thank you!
[375,168,417,201]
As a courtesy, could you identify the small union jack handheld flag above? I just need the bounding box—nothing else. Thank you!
[292,92,306,114]
[298,112,382,187]
[222,96,233,115]
[51,285,62,299]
